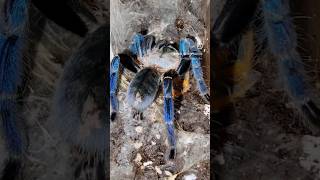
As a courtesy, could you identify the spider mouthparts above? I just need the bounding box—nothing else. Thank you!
[111,112,117,121]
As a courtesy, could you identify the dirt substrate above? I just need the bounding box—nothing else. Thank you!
[213,55,320,180]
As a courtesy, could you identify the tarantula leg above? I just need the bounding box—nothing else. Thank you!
[142,35,155,55]
[212,0,259,45]
[176,57,191,77]
[0,0,29,179]
[129,33,156,58]
[127,68,161,113]
[129,33,144,57]
[179,38,210,102]
[177,37,193,76]
[110,52,140,121]
[3,0,29,34]
[118,53,139,73]
[110,56,121,121]
[261,0,320,127]
[191,53,210,102]
[163,70,176,159]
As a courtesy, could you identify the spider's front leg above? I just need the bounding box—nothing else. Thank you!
[261,0,320,127]
[110,53,139,121]
[110,33,155,120]
[163,70,177,159]
[178,37,210,102]
[110,56,120,121]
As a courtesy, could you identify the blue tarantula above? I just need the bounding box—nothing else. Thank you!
[213,0,320,128]
[0,0,106,179]
[110,33,210,159]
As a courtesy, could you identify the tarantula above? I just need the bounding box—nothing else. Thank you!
[110,33,210,159]
[0,0,107,179]
[212,0,320,128]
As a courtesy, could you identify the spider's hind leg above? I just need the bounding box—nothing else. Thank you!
[110,53,139,121]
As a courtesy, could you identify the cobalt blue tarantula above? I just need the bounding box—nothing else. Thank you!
[0,0,107,179]
[213,0,320,128]
[110,33,210,159]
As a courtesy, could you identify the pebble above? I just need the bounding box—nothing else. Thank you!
[134,153,142,164]
[143,161,153,167]
[134,142,143,149]
[135,126,143,133]
[164,171,173,176]
[155,166,162,175]
[183,174,197,180]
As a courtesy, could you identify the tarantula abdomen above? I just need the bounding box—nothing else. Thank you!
[127,67,161,113]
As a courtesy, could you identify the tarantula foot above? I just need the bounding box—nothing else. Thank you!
[111,112,117,121]
[301,100,320,127]
[169,148,176,159]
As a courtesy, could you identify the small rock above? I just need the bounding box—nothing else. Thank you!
[164,171,173,176]
[204,104,210,116]
[134,153,142,164]
[135,126,143,133]
[134,142,143,149]
[151,141,156,145]
[156,134,161,139]
[155,166,162,175]
[143,161,153,167]
[183,173,197,180]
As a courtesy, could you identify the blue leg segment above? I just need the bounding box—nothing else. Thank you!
[110,33,155,121]
[110,56,121,121]
[129,33,155,58]
[3,0,29,34]
[262,0,320,125]
[129,33,144,57]
[0,0,28,179]
[179,38,210,102]
[163,76,176,159]
[262,0,304,100]
[191,54,210,101]
[0,35,24,156]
